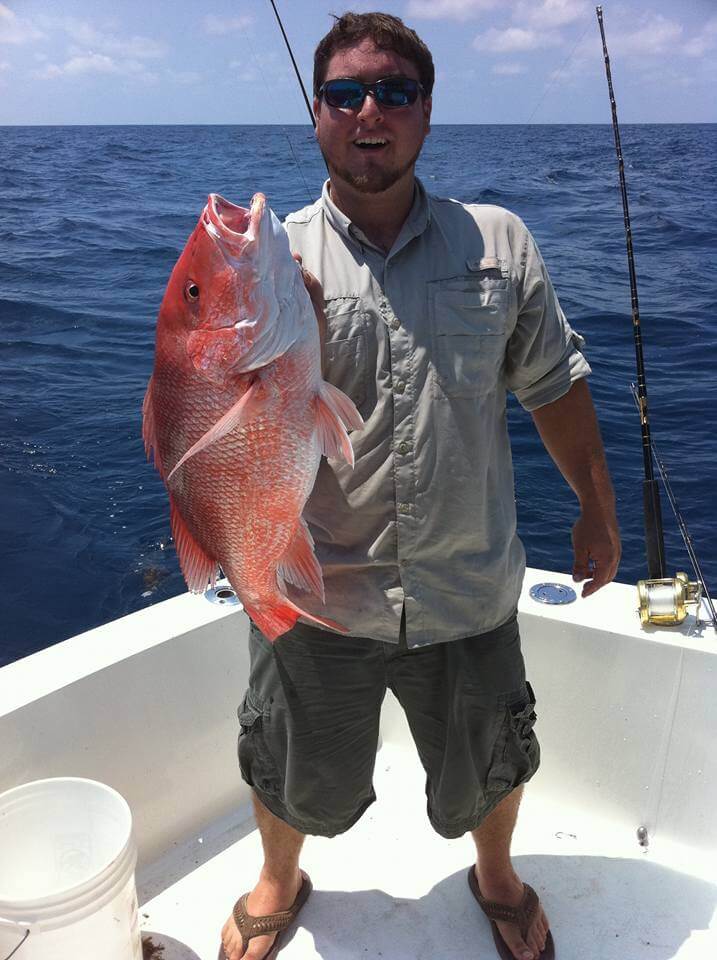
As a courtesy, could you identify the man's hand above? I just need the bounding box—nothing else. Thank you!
[293,252,327,372]
[571,504,621,598]
[531,379,622,598]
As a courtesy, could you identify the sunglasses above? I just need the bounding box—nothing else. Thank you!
[317,76,425,110]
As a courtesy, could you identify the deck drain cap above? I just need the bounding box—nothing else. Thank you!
[529,582,577,605]
[205,584,241,606]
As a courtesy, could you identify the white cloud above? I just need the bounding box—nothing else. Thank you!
[492,62,527,75]
[56,20,165,59]
[473,27,555,53]
[203,14,253,35]
[37,53,157,81]
[516,0,588,29]
[406,0,499,19]
[0,2,44,44]
[681,16,717,58]
[30,13,165,61]
[167,68,202,84]
[228,61,257,83]
[609,14,683,57]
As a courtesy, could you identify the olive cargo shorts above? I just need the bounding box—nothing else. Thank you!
[237,612,540,839]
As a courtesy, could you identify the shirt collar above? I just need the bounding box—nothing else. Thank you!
[320,177,432,255]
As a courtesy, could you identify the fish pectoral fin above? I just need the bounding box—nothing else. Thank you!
[166,379,268,482]
[169,495,220,592]
[142,375,165,475]
[315,381,364,468]
[277,517,325,603]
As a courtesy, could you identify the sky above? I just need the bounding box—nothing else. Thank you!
[1,0,716,124]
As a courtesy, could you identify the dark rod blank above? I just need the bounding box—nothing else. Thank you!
[596,5,667,578]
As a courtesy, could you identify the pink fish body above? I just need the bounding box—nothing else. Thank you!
[142,193,362,641]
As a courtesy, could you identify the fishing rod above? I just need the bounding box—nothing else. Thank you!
[596,5,667,581]
[268,0,316,128]
[597,7,714,628]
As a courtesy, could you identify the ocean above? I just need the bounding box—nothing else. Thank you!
[1,123,715,666]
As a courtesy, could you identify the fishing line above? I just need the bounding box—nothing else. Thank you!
[265,0,330,187]
[236,1,315,204]
[526,18,592,123]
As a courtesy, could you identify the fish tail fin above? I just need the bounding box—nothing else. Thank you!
[246,598,348,644]
[169,494,220,593]
[315,381,363,467]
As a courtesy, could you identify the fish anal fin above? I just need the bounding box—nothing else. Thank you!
[277,518,325,603]
[169,495,219,592]
[246,598,347,643]
[315,381,363,467]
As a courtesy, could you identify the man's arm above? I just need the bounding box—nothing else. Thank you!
[530,377,621,598]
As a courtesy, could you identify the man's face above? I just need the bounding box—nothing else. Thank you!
[314,38,432,195]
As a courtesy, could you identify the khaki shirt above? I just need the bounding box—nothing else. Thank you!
[284,179,590,647]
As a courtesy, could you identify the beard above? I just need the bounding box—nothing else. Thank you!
[321,141,423,194]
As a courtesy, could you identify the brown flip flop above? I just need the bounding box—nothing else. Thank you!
[218,870,312,960]
[467,866,555,959]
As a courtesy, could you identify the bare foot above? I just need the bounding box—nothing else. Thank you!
[474,866,550,960]
[220,869,303,960]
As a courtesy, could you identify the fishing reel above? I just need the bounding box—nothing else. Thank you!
[637,572,703,626]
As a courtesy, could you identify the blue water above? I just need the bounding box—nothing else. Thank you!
[1,124,715,666]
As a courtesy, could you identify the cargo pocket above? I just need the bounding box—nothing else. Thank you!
[237,690,282,798]
[486,681,540,794]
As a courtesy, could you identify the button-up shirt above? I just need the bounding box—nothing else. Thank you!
[283,178,590,647]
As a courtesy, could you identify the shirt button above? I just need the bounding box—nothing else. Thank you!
[398,502,411,515]
[398,441,409,455]
[394,380,406,394]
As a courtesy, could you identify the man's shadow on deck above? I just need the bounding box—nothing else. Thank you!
[290,853,715,959]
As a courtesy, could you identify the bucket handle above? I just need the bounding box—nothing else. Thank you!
[0,917,31,960]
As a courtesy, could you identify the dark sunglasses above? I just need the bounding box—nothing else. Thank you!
[317,76,425,110]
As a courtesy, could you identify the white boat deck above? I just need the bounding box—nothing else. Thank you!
[2,570,716,960]
[137,713,717,960]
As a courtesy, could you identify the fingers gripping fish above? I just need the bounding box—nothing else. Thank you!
[142,193,363,641]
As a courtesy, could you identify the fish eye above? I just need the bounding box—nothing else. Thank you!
[184,280,200,302]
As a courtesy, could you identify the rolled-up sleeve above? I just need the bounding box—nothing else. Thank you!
[506,228,591,411]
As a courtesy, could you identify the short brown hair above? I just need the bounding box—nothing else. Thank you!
[313,12,435,98]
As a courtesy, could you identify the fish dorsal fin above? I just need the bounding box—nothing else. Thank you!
[169,495,219,592]
[314,381,363,467]
[167,378,270,482]
[277,517,325,603]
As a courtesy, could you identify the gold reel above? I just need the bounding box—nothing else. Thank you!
[637,572,703,626]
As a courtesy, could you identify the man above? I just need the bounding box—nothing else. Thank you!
[220,12,621,960]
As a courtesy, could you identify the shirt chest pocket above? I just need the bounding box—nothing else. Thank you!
[429,280,509,399]
[323,298,370,413]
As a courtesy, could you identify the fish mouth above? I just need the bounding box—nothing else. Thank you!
[203,193,265,252]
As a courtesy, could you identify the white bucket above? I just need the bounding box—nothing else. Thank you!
[0,778,142,960]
